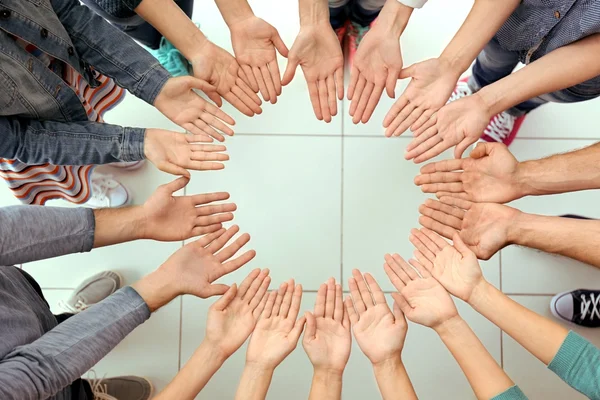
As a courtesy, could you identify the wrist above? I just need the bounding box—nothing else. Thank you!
[372,354,403,375]
[513,160,538,198]
[466,279,494,310]
[216,0,254,28]
[197,339,228,366]
[437,53,470,78]
[244,360,276,376]
[299,0,330,26]
[432,314,464,337]
[130,267,179,312]
[471,89,497,119]
[313,366,344,382]
[374,0,413,37]
[506,210,529,246]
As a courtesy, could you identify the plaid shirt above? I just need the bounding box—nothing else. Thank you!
[495,0,600,64]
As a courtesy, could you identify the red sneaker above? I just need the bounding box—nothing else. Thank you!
[334,22,348,48]
[347,20,376,68]
[447,76,473,104]
[481,112,526,147]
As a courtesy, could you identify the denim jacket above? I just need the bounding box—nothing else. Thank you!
[0,0,171,166]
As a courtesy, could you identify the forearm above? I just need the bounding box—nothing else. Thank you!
[514,141,600,197]
[234,363,275,400]
[508,212,600,268]
[372,0,413,38]
[435,316,514,400]
[214,0,254,27]
[298,0,330,26]
[0,287,150,399]
[470,281,569,365]
[477,33,600,116]
[0,206,94,266]
[308,369,343,400]
[154,340,226,400]
[92,207,147,248]
[134,0,210,61]
[0,118,145,166]
[439,0,520,75]
[373,358,417,400]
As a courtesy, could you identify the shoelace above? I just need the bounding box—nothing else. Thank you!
[447,81,471,104]
[57,298,89,314]
[87,371,118,400]
[349,23,371,49]
[483,112,515,142]
[580,293,600,321]
[90,173,119,203]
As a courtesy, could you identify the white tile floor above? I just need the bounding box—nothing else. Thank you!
[3,0,600,398]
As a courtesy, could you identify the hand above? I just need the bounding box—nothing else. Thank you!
[206,269,271,359]
[154,77,235,142]
[246,280,306,370]
[405,94,490,164]
[414,142,524,203]
[282,22,344,123]
[144,128,228,177]
[345,270,407,366]
[159,225,256,298]
[191,41,262,116]
[140,177,236,241]
[303,278,351,374]
[383,58,461,137]
[409,228,484,302]
[230,16,288,104]
[418,197,521,260]
[384,254,458,329]
[348,23,403,124]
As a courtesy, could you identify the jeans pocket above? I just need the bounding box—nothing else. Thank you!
[0,69,17,111]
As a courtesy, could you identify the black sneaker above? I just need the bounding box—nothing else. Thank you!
[551,289,600,328]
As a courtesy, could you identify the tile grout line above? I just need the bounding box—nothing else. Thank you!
[178,296,183,371]
[340,105,345,288]
[229,133,600,141]
[499,250,504,368]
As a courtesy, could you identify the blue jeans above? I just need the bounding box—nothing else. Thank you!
[469,38,600,117]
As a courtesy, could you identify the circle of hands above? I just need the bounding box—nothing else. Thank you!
[138,7,530,388]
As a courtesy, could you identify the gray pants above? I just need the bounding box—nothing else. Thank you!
[329,0,385,28]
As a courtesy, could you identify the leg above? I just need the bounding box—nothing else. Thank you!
[329,0,351,29]
[352,0,386,27]
[469,37,520,93]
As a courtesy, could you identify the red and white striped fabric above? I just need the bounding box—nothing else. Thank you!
[0,37,125,205]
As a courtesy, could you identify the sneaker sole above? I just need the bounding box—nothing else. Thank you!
[110,161,145,171]
[550,290,581,327]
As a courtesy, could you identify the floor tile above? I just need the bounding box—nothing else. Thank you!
[342,137,500,292]
[42,290,181,394]
[342,0,474,137]
[192,0,343,134]
[186,135,342,290]
[501,139,600,294]
[503,295,600,399]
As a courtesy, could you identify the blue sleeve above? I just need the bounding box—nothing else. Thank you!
[548,331,600,399]
[490,385,529,400]
[0,117,145,166]
[51,0,170,105]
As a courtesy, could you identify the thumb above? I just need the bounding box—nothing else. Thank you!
[207,91,223,107]
[392,299,406,322]
[290,316,307,343]
[203,283,231,298]
[272,30,289,57]
[398,64,417,79]
[385,71,398,99]
[163,176,190,194]
[391,292,411,316]
[454,138,474,160]
[158,161,190,178]
[212,283,238,311]
[187,77,217,93]
[281,57,298,86]
[470,142,492,159]
[452,232,472,257]
[303,311,316,340]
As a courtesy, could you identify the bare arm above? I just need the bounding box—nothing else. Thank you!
[373,359,417,400]
[477,34,600,116]
[308,370,343,400]
[235,364,275,400]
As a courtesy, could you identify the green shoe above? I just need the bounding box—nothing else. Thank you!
[148,36,190,77]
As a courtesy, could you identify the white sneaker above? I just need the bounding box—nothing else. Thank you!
[110,161,145,171]
[446,77,472,104]
[85,172,130,208]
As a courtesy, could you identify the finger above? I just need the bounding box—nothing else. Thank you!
[391,292,412,316]
[191,223,224,237]
[385,70,398,99]
[204,283,230,297]
[420,159,465,174]
[419,215,458,240]
[409,229,436,262]
[182,123,215,141]
[158,161,190,178]
[307,81,323,120]
[200,110,235,135]
[392,253,419,281]
[419,203,463,230]
[287,284,303,321]
[365,273,386,305]
[347,66,360,100]
[439,196,474,211]
[242,65,259,93]
[187,77,217,93]
[230,85,263,115]
[409,258,431,278]
[405,125,438,152]
[423,198,466,220]
[253,66,270,102]
[421,227,452,250]
[253,286,270,319]
[413,113,438,137]
[395,107,423,137]
[237,268,261,298]
[269,59,283,96]
[345,296,359,325]
[412,226,443,253]
[224,91,255,117]
[383,254,408,289]
[383,96,409,129]
[388,103,417,137]
[212,283,237,311]
[342,304,350,329]
[196,204,237,219]
[353,269,373,308]
[455,137,475,160]
[237,66,251,89]
[290,316,307,343]
[361,84,383,124]
[272,30,289,57]
[414,139,453,164]
[260,65,278,104]
[221,249,257,276]
[348,277,367,314]
[262,290,278,319]
[281,57,298,86]
[206,225,239,253]
[411,109,436,132]
[194,228,226,247]
[392,298,406,322]
[215,232,251,262]
[206,91,223,107]
[162,176,190,194]
[413,249,434,271]
[195,212,234,228]
[452,232,473,258]
[436,191,472,201]
[349,75,366,117]
[318,80,332,123]
[470,142,495,159]
[250,275,272,313]
[190,151,229,162]
[352,79,372,123]
[335,67,344,101]
[324,277,335,318]
[279,279,295,318]
[314,283,326,317]
[304,311,316,340]
[333,284,343,322]
[414,171,463,186]
[237,77,263,106]
[398,64,416,79]
[326,76,338,117]
[243,269,270,303]
[186,134,223,144]
[273,282,288,316]
[190,190,229,204]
